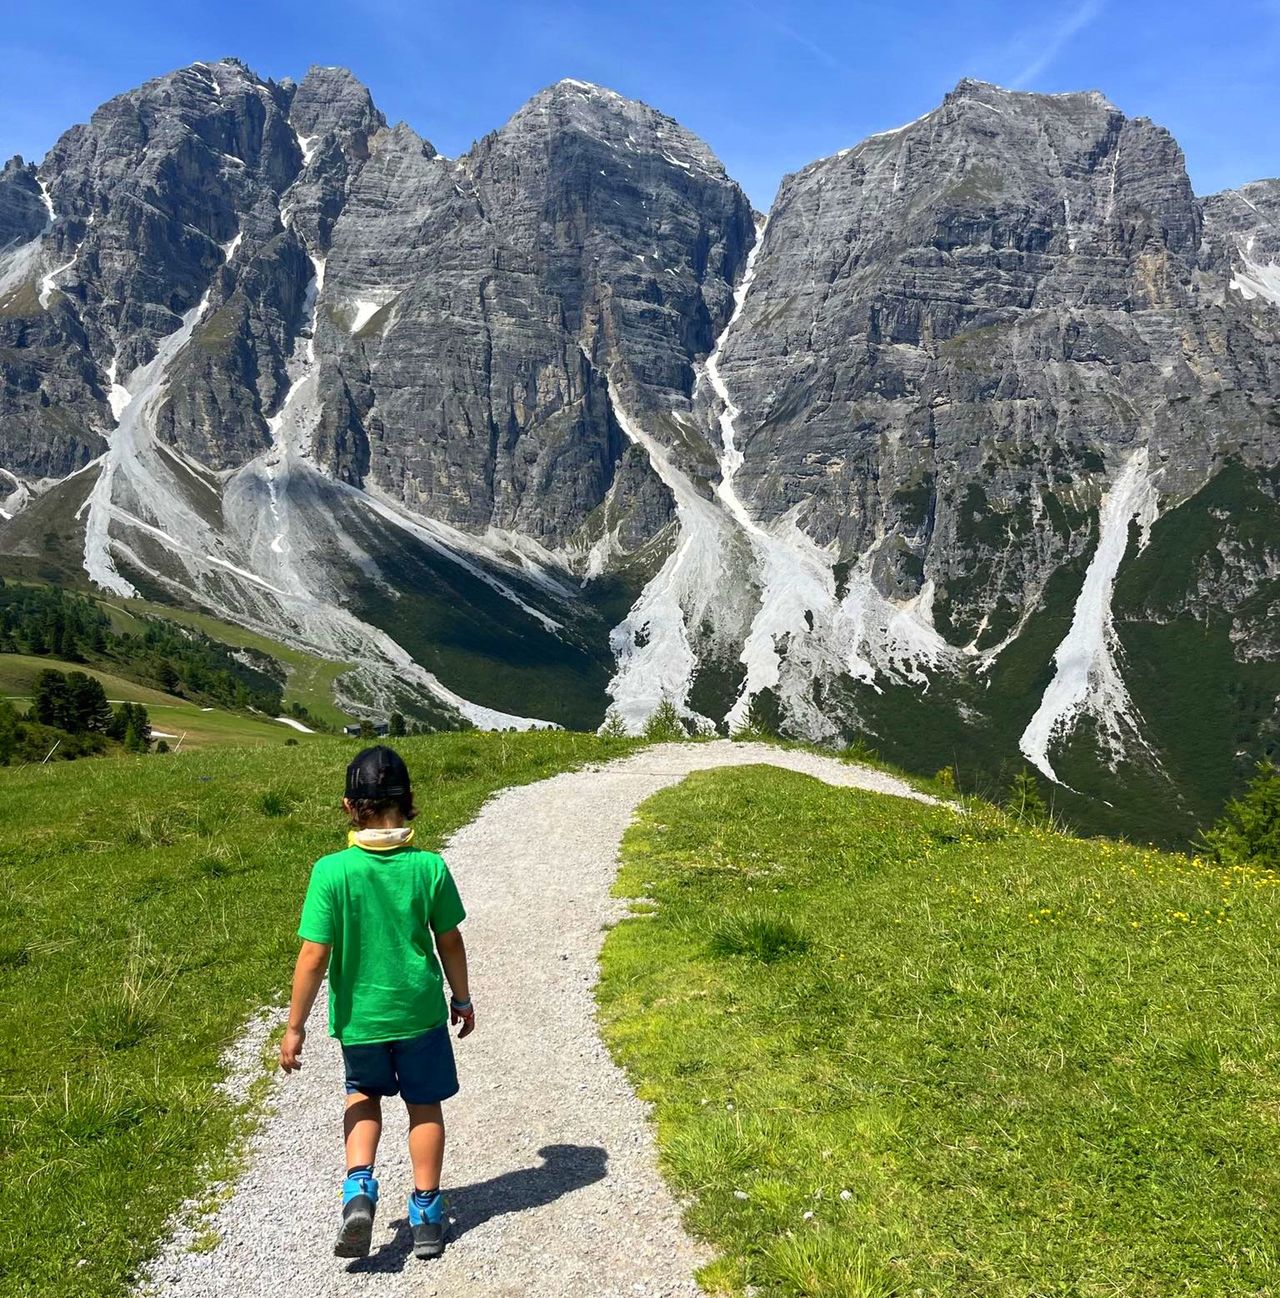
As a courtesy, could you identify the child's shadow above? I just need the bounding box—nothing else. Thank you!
[349,1143,608,1273]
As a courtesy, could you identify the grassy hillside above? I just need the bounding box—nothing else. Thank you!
[0,730,636,1298]
[599,766,1280,1297]
[0,654,314,750]
[93,597,354,731]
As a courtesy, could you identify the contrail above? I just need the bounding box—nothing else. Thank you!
[1010,0,1106,88]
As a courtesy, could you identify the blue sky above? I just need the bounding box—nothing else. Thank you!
[3,0,1277,209]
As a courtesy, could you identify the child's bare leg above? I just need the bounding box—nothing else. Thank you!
[344,1092,382,1170]
[406,1102,445,1190]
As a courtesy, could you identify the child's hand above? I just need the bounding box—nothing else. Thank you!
[279,1024,306,1071]
[450,996,475,1039]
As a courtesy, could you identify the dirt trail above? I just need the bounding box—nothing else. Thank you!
[142,741,933,1298]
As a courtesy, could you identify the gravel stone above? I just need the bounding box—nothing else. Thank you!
[139,742,933,1298]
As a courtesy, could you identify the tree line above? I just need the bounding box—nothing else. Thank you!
[0,579,285,715]
[0,668,155,766]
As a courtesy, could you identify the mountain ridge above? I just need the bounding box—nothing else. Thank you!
[1,58,1276,842]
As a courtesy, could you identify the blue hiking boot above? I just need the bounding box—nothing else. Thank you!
[408,1188,446,1259]
[335,1168,379,1258]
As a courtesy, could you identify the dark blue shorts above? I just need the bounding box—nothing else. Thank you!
[341,1023,459,1105]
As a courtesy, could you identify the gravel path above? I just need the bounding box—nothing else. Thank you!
[141,742,933,1298]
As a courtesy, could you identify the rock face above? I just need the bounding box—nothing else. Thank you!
[0,65,1275,842]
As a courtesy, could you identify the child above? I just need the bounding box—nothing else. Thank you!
[279,744,475,1261]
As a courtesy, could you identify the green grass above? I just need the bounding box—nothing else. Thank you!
[598,766,1280,1297]
[92,596,355,731]
[0,729,638,1297]
[0,654,316,750]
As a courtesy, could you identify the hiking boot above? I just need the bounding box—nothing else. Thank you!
[334,1169,379,1258]
[408,1189,446,1259]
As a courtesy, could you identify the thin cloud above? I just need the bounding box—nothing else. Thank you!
[1010,0,1106,88]
[744,1,850,74]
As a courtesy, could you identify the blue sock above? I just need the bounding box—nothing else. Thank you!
[412,1188,440,1206]
[347,1164,374,1180]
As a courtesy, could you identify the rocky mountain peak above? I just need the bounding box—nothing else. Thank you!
[289,65,386,142]
[0,156,45,249]
[505,79,729,181]
[0,63,1275,843]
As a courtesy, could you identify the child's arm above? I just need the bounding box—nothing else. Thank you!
[279,939,331,1071]
[435,927,474,1038]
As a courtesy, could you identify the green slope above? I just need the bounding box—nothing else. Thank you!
[93,597,354,731]
[0,654,319,750]
[0,730,638,1298]
[601,765,1280,1297]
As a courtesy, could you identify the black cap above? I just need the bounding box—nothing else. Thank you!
[346,745,411,800]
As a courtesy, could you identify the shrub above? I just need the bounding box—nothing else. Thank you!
[643,700,688,743]
[732,689,781,740]
[1199,761,1280,869]
[599,709,628,739]
[1005,768,1050,826]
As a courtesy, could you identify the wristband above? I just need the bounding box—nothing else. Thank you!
[451,996,473,1012]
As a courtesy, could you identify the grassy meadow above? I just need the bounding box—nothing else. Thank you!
[598,766,1280,1297]
[0,653,319,750]
[0,730,636,1298]
[92,596,355,731]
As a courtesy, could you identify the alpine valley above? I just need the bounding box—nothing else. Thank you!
[1,61,1277,842]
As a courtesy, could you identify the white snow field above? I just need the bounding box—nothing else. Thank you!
[1231,253,1280,309]
[1019,447,1160,783]
[604,379,745,732]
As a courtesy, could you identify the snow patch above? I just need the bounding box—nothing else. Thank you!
[699,221,955,735]
[275,716,314,734]
[605,378,737,732]
[0,467,31,518]
[262,256,325,558]
[347,293,399,335]
[1019,447,1160,784]
[105,358,132,422]
[221,230,242,262]
[296,133,319,165]
[1231,254,1280,310]
[83,290,217,596]
[39,248,80,309]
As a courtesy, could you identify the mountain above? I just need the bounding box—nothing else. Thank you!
[1,63,1276,842]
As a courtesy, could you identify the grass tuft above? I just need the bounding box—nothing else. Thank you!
[256,790,293,818]
[769,1235,902,1298]
[706,909,809,963]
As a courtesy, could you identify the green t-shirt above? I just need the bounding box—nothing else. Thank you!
[298,837,466,1045]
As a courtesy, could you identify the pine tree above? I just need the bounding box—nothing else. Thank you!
[1006,768,1050,825]
[1199,761,1280,868]
[389,711,406,737]
[599,709,628,739]
[642,700,687,742]
[67,672,112,733]
[33,670,73,730]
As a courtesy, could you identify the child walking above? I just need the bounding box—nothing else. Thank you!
[279,745,475,1261]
